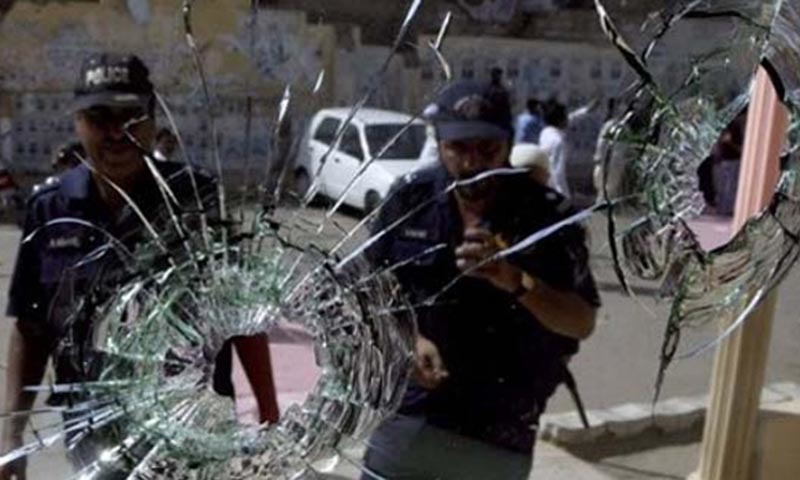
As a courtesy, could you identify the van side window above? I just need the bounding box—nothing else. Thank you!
[340,125,364,160]
[313,117,341,145]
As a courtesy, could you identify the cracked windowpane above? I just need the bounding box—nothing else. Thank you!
[0,0,799,478]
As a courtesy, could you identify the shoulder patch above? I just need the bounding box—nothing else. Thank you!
[30,176,60,197]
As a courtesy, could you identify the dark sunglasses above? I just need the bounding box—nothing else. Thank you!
[80,106,149,128]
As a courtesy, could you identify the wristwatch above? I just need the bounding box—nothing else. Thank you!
[512,272,537,299]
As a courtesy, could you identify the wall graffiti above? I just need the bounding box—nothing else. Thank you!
[232,10,325,87]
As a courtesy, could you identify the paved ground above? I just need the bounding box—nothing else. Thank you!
[0,207,798,478]
[564,426,703,480]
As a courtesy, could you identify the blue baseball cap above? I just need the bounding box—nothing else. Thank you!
[73,52,154,111]
[423,79,513,141]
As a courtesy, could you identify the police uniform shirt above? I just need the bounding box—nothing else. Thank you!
[367,164,600,453]
[6,161,235,400]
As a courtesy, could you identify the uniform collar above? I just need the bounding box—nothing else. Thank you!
[430,164,454,206]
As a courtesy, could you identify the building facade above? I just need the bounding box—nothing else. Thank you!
[0,0,734,195]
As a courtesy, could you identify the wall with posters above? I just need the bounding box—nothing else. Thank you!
[0,0,729,198]
[0,0,335,175]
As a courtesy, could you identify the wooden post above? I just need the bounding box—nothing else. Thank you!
[691,67,789,480]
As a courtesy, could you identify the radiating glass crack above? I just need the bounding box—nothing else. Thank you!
[4,0,800,478]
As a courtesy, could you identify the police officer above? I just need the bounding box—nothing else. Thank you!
[0,53,279,479]
[363,80,600,479]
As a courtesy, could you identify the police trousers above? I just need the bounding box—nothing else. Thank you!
[361,414,534,480]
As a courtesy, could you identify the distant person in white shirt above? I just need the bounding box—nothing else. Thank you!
[538,100,570,198]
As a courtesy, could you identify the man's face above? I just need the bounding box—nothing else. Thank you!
[438,137,510,202]
[75,105,155,180]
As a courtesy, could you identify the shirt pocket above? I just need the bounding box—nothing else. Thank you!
[39,249,100,333]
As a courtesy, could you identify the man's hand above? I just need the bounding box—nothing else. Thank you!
[0,432,26,480]
[414,335,448,390]
[455,227,521,293]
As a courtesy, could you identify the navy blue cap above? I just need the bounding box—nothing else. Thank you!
[424,79,513,141]
[73,53,154,111]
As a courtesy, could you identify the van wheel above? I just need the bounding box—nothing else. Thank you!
[294,169,312,198]
[364,191,382,214]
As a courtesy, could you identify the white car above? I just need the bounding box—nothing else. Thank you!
[294,108,427,212]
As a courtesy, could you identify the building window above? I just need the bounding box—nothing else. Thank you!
[507,59,520,80]
[550,59,562,78]
[610,61,622,80]
[462,59,475,79]
[590,61,602,80]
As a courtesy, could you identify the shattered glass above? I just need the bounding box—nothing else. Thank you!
[0,0,800,478]
[592,0,800,398]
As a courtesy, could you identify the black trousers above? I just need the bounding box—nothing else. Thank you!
[361,414,534,480]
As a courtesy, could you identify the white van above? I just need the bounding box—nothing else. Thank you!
[294,108,427,212]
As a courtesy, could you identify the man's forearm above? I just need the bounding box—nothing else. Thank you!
[233,334,279,423]
[2,322,50,438]
[517,279,596,340]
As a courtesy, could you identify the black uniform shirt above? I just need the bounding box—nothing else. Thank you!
[7,161,235,400]
[367,164,600,452]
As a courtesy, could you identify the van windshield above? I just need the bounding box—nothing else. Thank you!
[365,124,426,160]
